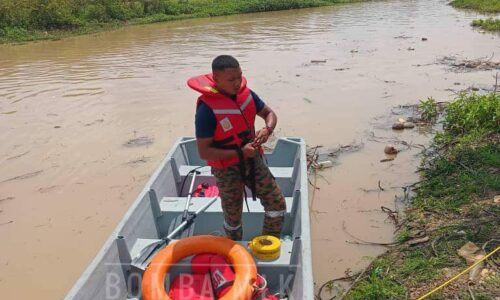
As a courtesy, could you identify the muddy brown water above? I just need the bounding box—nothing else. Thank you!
[0,0,499,298]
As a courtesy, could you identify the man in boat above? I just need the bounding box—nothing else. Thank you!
[188,55,286,241]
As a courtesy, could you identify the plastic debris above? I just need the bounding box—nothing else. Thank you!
[403,122,415,129]
[316,160,334,169]
[457,241,486,281]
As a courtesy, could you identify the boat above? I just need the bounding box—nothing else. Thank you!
[65,137,313,299]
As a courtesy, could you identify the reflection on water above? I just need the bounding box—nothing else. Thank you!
[0,0,498,298]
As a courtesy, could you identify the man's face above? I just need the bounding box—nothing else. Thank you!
[213,67,242,96]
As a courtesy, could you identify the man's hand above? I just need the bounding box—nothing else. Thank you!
[252,127,271,147]
[242,143,259,158]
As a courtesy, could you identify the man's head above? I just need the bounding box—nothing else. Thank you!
[212,55,242,96]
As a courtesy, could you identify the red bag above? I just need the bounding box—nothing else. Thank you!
[190,254,279,300]
[169,273,215,300]
[208,255,235,298]
[193,183,219,197]
[191,253,214,275]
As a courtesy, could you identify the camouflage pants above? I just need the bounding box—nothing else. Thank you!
[212,155,286,241]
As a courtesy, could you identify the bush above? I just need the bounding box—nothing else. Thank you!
[80,4,109,22]
[444,93,500,136]
[143,0,167,15]
[31,0,82,29]
[419,97,438,121]
[0,0,33,28]
[162,0,196,15]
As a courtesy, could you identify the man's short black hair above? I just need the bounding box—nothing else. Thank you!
[212,55,240,72]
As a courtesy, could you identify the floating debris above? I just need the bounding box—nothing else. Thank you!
[438,55,500,72]
[394,35,412,39]
[384,144,398,155]
[126,156,151,167]
[0,221,13,226]
[392,123,405,130]
[38,186,57,193]
[84,119,104,127]
[1,111,17,115]
[1,170,43,183]
[7,151,29,160]
[316,160,333,169]
[310,59,327,63]
[0,196,14,202]
[303,97,312,104]
[123,136,154,147]
[307,142,364,171]
[403,122,415,129]
[380,158,395,163]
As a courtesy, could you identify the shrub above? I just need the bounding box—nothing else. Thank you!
[0,0,33,28]
[444,93,500,136]
[80,3,109,22]
[471,18,500,32]
[31,0,82,29]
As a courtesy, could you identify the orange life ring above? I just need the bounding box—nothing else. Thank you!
[142,235,257,300]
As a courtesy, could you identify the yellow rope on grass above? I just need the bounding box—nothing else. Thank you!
[417,245,499,300]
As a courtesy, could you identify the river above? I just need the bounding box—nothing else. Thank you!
[0,0,498,298]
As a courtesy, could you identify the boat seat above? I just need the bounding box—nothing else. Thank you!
[160,196,294,214]
[129,238,295,268]
[178,165,296,197]
[179,165,294,179]
[179,165,293,179]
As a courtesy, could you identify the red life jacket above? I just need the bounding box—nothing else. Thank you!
[187,73,257,168]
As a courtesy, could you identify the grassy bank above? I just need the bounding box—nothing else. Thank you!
[0,0,366,44]
[450,0,500,32]
[345,93,500,299]
[450,0,500,13]
[472,18,500,32]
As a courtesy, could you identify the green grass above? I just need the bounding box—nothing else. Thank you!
[346,93,500,299]
[347,268,406,299]
[0,0,368,43]
[450,0,500,13]
[472,18,500,32]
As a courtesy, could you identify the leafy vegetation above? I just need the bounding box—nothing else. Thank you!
[419,97,438,122]
[346,93,500,299]
[472,18,500,32]
[0,0,367,43]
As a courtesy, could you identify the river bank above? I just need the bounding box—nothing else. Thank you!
[450,0,500,32]
[0,0,367,44]
[328,92,500,299]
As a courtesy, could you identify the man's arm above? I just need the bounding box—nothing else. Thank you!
[197,137,258,160]
[253,104,277,146]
